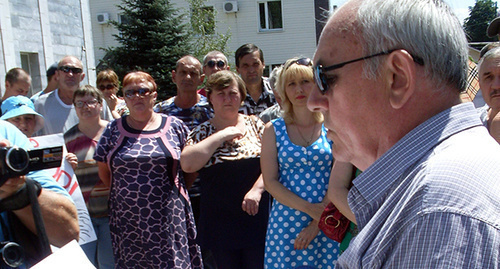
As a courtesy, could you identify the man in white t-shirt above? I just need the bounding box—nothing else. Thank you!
[34,56,112,135]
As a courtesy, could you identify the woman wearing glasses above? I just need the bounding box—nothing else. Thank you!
[64,85,114,268]
[261,57,340,268]
[181,70,270,269]
[96,70,128,119]
[94,71,202,268]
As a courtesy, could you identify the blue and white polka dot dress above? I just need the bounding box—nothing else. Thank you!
[264,118,340,269]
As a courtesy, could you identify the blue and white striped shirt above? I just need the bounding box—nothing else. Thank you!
[337,102,500,268]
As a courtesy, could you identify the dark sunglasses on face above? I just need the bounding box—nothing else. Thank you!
[124,88,152,98]
[74,99,99,108]
[313,49,424,94]
[98,84,116,91]
[206,60,226,68]
[58,66,83,74]
[285,58,312,70]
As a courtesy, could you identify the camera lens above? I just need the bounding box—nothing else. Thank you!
[5,147,29,173]
[0,242,24,267]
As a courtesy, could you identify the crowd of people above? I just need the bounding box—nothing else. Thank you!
[0,0,499,268]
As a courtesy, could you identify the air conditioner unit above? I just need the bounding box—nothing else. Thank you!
[97,13,110,24]
[223,1,238,13]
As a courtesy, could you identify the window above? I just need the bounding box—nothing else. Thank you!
[118,14,129,25]
[20,52,40,96]
[259,1,283,31]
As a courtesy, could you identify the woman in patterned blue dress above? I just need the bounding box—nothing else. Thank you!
[94,71,202,268]
[261,57,340,268]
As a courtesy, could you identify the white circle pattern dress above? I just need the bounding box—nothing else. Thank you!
[264,118,340,269]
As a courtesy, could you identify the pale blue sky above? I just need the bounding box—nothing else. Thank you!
[330,0,489,25]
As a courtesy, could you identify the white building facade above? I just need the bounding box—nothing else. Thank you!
[89,0,330,71]
[0,0,96,96]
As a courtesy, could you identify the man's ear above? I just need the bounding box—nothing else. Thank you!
[80,72,86,82]
[200,74,205,84]
[171,70,176,82]
[385,50,416,109]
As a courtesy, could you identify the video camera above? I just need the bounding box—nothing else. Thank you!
[0,145,62,267]
[0,145,62,187]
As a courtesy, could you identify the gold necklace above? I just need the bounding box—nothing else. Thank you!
[295,122,317,146]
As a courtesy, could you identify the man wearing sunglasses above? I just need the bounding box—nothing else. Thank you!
[34,56,113,135]
[0,68,32,117]
[198,51,230,97]
[307,0,500,268]
[235,43,275,116]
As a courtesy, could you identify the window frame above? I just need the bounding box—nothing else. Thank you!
[257,0,283,32]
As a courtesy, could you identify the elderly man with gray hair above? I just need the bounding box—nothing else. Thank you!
[307,0,500,267]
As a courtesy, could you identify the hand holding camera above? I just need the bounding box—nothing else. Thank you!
[0,139,26,200]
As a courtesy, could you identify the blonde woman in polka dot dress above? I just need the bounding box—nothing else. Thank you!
[261,57,340,268]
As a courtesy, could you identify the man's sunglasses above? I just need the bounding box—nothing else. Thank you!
[206,60,226,68]
[98,84,116,91]
[313,49,424,94]
[124,88,152,99]
[58,66,83,74]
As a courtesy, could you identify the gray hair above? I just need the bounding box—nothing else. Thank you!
[478,46,500,72]
[268,66,282,91]
[357,0,468,92]
[203,51,228,66]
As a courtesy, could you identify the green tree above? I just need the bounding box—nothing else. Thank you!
[464,0,498,43]
[99,0,192,100]
[187,0,231,61]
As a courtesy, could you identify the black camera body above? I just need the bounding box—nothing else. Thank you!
[0,146,63,187]
[0,241,24,267]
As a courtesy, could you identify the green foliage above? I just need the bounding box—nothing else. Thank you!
[99,0,192,100]
[187,0,231,61]
[464,0,498,43]
[98,0,232,100]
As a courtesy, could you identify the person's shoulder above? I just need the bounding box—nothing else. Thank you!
[419,127,500,212]
[189,119,211,135]
[63,124,79,140]
[33,90,51,106]
[155,97,175,109]
[165,114,182,124]
[197,95,210,106]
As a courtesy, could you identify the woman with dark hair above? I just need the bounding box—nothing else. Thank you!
[96,69,128,119]
[94,71,202,268]
[64,85,114,268]
[181,70,270,269]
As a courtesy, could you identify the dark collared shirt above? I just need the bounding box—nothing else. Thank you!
[239,77,276,116]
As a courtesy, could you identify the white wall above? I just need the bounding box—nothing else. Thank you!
[89,0,122,64]
[0,0,95,95]
[89,0,319,70]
